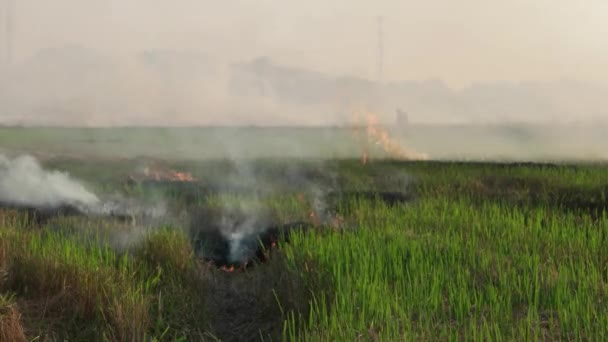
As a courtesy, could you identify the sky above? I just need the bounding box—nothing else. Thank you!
[10,0,608,88]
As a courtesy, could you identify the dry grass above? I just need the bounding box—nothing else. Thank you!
[0,295,27,342]
[0,229,153,340]
[136,228,194,274]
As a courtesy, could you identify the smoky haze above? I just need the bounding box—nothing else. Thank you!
[0,0,607,126]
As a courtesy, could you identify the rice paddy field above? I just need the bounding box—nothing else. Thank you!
[1,127,608,341]
[1,124,607,161]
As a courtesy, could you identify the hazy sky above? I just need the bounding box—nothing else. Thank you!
[10,0,608,87]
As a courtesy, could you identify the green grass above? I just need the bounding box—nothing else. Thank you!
[1,158,608,340]
[283,198,608,340]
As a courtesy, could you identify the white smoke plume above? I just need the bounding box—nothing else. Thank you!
[0,154,100,208]
[212,161,338,264]
[0,154,167,223]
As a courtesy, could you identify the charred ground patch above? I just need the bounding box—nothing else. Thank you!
[0,201,151,227]
[451,175,608,218]
[0,202,83,226]
[188,206,314,269]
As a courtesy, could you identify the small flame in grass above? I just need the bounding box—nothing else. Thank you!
[139,167,197,182]
[309,210,321,226]
[172,171,196,182]
[220,265,236,273]
[296,192,345,231]
[297,193,323,226]
[351,110,429,164]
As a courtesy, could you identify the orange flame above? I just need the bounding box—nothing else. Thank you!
[296,193,343,229]
[351,110,429,163]
[220,265,236,273]
[139,167,197,182]
[309,210,321,226]
[172,171,195,182]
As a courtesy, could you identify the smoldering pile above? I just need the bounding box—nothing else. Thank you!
[189,205,314,270]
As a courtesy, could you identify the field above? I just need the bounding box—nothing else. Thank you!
[1,124,607,161]
[1,127,608,341]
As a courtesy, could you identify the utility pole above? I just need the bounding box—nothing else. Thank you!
[2,0,14,68]
[376,16,384,84]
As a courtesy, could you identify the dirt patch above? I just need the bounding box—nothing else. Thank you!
[199,255,311,342]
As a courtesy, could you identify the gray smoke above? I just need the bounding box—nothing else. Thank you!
[0,154,167,222]
[0,154,100,209]
[87,195,168,222]
[210,160,338,264]
[217,161,273,263]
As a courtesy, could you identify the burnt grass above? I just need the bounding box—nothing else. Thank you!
[188,205,314,268]
[0,202,84,226]
[445,175,608,218]
[2,158,608,340]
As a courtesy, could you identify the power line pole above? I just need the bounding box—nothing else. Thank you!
[376,16,384,84]
[2,0,14,68]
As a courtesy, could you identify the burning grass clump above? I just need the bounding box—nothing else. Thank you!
[188,205,314,270]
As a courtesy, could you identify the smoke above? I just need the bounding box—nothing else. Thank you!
[215,161,274,263]
[0,154,167,222]
[1,44,607,162]
[0,47,336,127]
[89,195,168,222]
[0,154,100,208]
[222,203,272,264]
[2,44,607,129]
[186,156,341,264]
[0,152,287,262]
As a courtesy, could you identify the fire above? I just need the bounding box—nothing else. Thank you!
[138,167,197,182]
[172,171,196,182]
[220,265,236,273]
[351,110,429,164]
[309,210,321,226]
[296,193,320,226]
[296,192,344,229]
